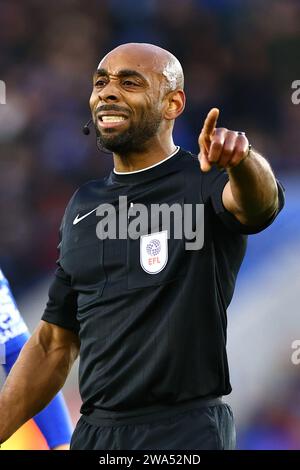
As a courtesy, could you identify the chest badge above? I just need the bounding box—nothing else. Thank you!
[140,230,168,274]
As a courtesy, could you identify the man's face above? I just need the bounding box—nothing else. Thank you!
[89,49,167,153]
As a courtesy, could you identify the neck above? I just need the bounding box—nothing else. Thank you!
[113,137,177,173]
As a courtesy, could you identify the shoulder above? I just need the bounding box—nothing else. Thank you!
[62,176,110,223]
[179,148,199,169]
[68,177,109,206]
[179,148,219,182]
[178,148,203,183]
[178,148,227,200]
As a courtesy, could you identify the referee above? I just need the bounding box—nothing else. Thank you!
[0,43,284,450]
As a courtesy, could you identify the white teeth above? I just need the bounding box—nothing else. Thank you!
[101,116,126,122]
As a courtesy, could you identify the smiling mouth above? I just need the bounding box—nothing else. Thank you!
[99,115,127,123]
[97,114,129,130]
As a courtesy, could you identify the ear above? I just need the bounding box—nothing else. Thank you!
[164,90,186,120]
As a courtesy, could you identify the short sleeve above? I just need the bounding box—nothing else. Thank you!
[42,215,79,334]
[42,265,79,334]
[201,167,285,235]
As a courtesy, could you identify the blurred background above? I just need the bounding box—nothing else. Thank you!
[0,0,299,450]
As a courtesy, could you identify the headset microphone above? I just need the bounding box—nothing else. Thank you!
[82,118,93,135]
[82,118,111,154]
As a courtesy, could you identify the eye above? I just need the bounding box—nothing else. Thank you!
[122,80,139,87]
[95,79,107,87]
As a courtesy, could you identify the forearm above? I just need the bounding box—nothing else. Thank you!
[225,149,279,225]
[0,323,78,444]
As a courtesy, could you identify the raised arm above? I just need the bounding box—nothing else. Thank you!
[198,108,279,226]
[0,320,80,445]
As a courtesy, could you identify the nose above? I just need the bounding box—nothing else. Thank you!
[98,81,120,103]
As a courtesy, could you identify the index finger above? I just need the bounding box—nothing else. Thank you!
[202,107,220,139]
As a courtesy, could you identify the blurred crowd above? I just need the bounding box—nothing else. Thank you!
[0,0,299,451]
[238,367,300,450]
[0,0,299,292]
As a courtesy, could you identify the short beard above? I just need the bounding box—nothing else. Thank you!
[96,111,162,154]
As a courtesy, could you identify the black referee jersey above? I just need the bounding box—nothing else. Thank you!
[42,147,285,416]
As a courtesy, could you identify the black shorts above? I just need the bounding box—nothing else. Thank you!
[70,397,236,450]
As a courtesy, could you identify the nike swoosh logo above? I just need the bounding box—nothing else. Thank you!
[73,207,99,225]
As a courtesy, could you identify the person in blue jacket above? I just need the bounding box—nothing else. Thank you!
[0,269,72,450]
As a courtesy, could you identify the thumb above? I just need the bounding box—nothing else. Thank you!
[198,150,212,172]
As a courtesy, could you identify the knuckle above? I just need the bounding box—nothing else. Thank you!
[215,127,227,136]
[211,140,223,152]
[227,130,237,138]
[222,145,234,158]
[236,134,248,144]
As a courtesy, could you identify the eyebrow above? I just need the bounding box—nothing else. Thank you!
[93,68,148,83]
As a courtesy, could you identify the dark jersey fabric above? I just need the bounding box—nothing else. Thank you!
[42,148,285,415]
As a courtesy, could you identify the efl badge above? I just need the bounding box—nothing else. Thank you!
[140,230,168,274]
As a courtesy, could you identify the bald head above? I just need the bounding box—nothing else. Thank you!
[91,42,186,155]
[98,43,184,92]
